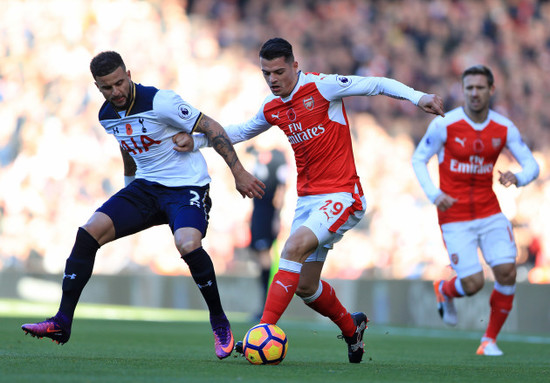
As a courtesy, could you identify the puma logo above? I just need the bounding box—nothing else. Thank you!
[63,273,77,280]
[276,280,292,293]
[455,137,466,147]
[271,112,280,119]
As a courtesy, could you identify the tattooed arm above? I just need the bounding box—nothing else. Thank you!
[195,114,265,199]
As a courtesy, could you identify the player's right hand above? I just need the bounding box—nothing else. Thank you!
[434,193,458,212]
[172,132,194,152]
[418,94,445,117]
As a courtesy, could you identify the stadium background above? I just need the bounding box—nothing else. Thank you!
[0,0,549,329]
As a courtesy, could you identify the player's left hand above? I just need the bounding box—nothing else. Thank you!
[418,94,445,117]
[172,132,194,152]
[498,170,518,187]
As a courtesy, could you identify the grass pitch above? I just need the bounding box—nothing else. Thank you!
[1,299,549,383]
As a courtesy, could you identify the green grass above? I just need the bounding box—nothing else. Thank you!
[1,300,549,383]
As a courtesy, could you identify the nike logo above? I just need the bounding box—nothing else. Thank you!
[220,335,234,352]
[276,280,293,293]
[455,137,466,147]
[46,327,62,334]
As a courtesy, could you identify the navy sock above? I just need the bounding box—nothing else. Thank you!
[58,227,99,325]
[182,247,224,317]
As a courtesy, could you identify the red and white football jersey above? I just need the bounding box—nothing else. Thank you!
[412,107,539,225]
[224,72,425,196]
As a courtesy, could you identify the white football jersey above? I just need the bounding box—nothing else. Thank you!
[98,83,211,187]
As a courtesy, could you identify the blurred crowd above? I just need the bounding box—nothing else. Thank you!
[1,0,549,283]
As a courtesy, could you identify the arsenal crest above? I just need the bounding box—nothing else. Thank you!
[303,96,314,111]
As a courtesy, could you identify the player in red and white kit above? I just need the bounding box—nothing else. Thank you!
[177,37,445,363]
[412,65,539,356]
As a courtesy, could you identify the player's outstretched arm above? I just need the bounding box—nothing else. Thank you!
[196,115,265,199]
[417,94,445,117]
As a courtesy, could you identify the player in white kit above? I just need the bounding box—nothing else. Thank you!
[176,37,445,362]
[412,65,539,355]
[21,51,265,360]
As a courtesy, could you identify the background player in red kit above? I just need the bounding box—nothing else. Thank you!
[176,37,445,363]
[412,65,539,356]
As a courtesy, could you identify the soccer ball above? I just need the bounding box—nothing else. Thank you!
[242,323,288,365]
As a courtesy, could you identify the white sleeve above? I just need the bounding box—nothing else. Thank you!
[192,133,209,150]
[191,106,272,150]
[411,118,446,203]
[153,90,202,133]
[505,124,540,186]
[224,108,272,144]
[316,74,426,105]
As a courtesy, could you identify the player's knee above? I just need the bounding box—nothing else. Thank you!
[494,263,517,285]
[81,217,114,246]
[462,280,483,296]
[295,283,316,298]
[281,243,301,262]
[281,240,313,263]
[175,238,201,256]
[174,227,203,256]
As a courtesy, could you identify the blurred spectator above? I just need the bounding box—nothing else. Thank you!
[1,0,549,282]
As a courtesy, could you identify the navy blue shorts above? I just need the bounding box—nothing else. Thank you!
[96,179,211,240]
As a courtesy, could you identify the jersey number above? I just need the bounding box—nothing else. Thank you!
[120,135,161,155]
[320,200,344,219]
[189,190,201,208]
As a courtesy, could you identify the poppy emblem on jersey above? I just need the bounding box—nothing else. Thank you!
[451,253,459,265]
[473,139,484,153]
[178,103,192,120]
[303,96,314,111]
[286,108,297,121]
[337,76,352,87]
[126,124,133,135]
[492,138,501,149]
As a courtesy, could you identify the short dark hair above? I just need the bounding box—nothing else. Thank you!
[90,51,126,78]
[462,65,494,87]
[259,38,294,63]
